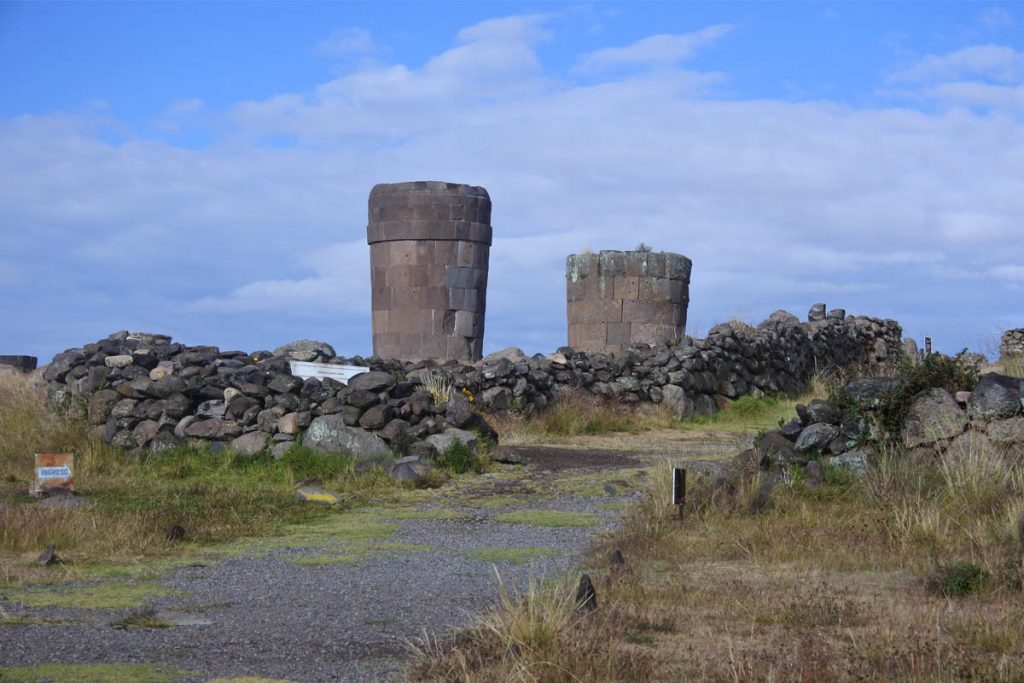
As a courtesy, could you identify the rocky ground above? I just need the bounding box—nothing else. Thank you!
[0,434,746,682]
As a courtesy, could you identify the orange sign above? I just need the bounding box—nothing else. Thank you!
[32,452,74,495]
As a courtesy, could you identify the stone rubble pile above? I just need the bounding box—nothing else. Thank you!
[1001,328,1024,360]
[38,303,901,463]
[41,333,492,477]
[734,370,1024,488]
[450,304,901,419]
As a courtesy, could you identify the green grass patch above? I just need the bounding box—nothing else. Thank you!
[110,608,173,630]
[468,547,558,565]
[291,542,432,566]
[685,394,799,432]
[381,507,471,521]
[5,580,178,609]
[0,663,188,682]
[494,510,600,527]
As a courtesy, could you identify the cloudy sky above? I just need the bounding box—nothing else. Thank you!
[1,2,1022,362]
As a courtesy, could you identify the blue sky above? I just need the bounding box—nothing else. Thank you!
[1,2,1022,362]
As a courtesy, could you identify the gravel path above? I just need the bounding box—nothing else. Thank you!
[0,439,742,682]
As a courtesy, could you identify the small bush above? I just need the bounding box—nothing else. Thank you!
[436,440,480,474]
[927,561,986,597]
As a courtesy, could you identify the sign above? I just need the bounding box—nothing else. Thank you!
[32,453,74,495]
[287,361,368,385]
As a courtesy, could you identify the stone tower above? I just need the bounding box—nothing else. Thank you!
[367,181,491,361]
[566,250,691,355]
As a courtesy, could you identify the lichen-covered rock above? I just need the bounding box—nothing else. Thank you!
[987,417,1024,450]
[304,414,392,460]
[968,374,1022,421]
[902,388,967,449]
[795,423,840,453]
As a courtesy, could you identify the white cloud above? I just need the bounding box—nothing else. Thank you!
[888,44,1024,84]
[574,25,733,74]
[2,15,1023,359]
[980,7,1015,30]
[316,28,379,56]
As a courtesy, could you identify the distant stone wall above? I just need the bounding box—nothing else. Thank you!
[367,181,491,362]
[38,304,901,454]
[566,250,691,355]
[1001,329,1024,359]
[0,355,37,376]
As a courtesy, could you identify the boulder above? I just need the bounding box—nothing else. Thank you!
[491,446,527,465]
[426,428,478,455]
[808,303,826,322]
[184,419,242,440]
[304,415,392,460]
[945,429,992,460]
[968,374,1022,421]
[273,339,336,362]
[481,386,513,410]
[902,388,967,449]
[806,398,840,425]
[232,431,270,457]
[831,448,872,476]
[757,431,802,464]
[358,404,394,430]
[386,456,433,481]
[843,378,905,409]
[794,423,840,453]
[987,417,1024,450]
[87,389,121,425]
[347,371,396,393]
[661,384,694,419]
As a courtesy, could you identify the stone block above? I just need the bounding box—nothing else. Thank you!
[371,286,390,311]
[646,252,666,278]
[599,251,627,277]
[613,276,640,300]
[623,299,677,323]
[633,322,679,346]
[606,322,632,345]
[454,310,477,337]
[446,336,471,360]
[624,253,648,277]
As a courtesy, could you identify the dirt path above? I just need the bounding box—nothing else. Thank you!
[0,433,746,682]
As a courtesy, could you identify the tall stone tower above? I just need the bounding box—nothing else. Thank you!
[566,250,691,355]
[367,181,491,361]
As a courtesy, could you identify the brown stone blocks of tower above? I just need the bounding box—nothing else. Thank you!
[367,181,491,361]
[566,250,692,354]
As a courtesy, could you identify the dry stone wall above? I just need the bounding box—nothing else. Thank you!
[37,303,900,457]
[367,181,492,362]
[566,250,691,354]
[1001,329,1024,360]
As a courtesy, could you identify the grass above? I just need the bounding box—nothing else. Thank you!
[468,547,559,565]
[4,580,178,609]
[503,387,802,441]
[414,400,1024,681]
[0,663,188,682]
[494,509,600,527]
[110,607,174,629]
[0,373,413,585]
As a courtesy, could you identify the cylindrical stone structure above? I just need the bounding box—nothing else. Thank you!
[566,250,692,355]
[367,181,491,361]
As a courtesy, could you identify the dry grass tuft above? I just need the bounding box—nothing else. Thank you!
[415,414,1024,680]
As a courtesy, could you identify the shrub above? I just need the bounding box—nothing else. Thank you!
[927,561,986,597]
[436,440,480,474]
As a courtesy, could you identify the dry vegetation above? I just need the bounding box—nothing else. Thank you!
[413,386,1024,682]
[0,374,405,584]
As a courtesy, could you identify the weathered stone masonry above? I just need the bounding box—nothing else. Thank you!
[367,181,491,362]
[567,250,692,355]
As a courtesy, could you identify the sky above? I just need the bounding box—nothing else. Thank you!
[1,1,1022,362]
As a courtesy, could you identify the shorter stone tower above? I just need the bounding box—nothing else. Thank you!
[367,181,491,361]
[566,250,691,355]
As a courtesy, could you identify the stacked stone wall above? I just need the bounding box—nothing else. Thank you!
[38,305,901,455]
[566,250,692,355]
[1001,329,1024,360]
[368,181,491,362]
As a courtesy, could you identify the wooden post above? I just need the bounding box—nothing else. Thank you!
[672,467,686,520]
